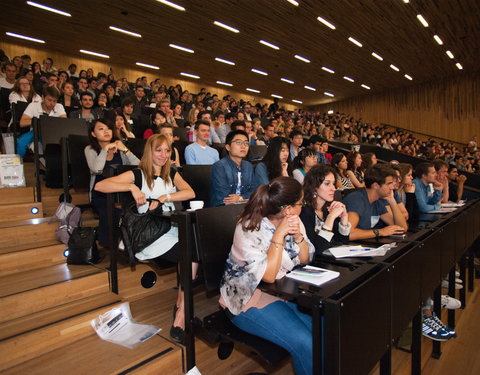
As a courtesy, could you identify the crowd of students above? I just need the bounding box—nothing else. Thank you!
[1,53,477,375]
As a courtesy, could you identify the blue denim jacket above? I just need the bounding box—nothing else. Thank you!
[211,156,257,206]
[413,178,442,213]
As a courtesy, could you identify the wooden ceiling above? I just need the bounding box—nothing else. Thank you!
[1,0,478,106]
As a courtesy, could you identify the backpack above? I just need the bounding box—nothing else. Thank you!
[51,202,82,245]
[67,227,102,265]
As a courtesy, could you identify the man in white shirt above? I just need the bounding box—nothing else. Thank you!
[0,63,17,89]
[18,86,66,158]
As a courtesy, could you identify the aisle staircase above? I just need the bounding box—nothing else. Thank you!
[0,183,184,374]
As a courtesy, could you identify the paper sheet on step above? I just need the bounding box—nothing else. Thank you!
[91,302,161,349]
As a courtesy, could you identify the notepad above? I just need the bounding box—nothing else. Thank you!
[286,265,340,286]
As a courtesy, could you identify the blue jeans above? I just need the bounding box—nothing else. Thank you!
[231,301,312,375]
[17,130,34,158]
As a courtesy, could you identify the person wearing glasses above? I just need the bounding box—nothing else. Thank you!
[220,177,314,375]
[210,130,257,206]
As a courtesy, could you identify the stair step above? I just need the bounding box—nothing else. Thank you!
[0,222,58,253]
[0,202,44,223]
[0,264,110,323]
[0,243,67,277]
[0,292,121,341]
[41,189,90,216]
[1,331,182,374]
[0,187,35,204]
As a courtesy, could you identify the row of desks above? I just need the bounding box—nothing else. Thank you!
[177,199,480,375]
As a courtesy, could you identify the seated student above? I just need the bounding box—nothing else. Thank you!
[220,177,314,375]
[394,163,418,219]
[18,86,67,158]
[344,164,408,240]
[346,151,365,188]
[112,110,135,140]
[143,110,167,139]
[433,159,450,203]
[413,162,443,213]
[69,91,103,122]
[307,135,327,164]
[388,163,410,221]
[289,129,304,161]
[292,148,318,185]
[184,120,220,165]
[300,165,351,258]
[211,130,256,206]
[57,82,80,116]
[158,124,181,167]
[331,153,353,189]
[254,136,292,185]
[94,134,195,344]
[447,165,467,203]
[84,119,140,247]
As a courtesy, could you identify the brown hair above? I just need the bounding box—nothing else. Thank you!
[238,177,302,231]
[303,165,336,210]
[12,76,35,102]
[139,134,172,190]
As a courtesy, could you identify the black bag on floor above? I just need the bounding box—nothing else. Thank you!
[67,227,102,265]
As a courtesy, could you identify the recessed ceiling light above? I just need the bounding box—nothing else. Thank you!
[404,74,413,80]
[251,68,268,76]
[317,16,336,30]
[259,40,280,50]
[136,62,159,70]
[215,57,235,65]
[213,21,239,33]
[155,0,185,11]
[324,92,334,97]
[456,63,463,70]
[304,85,316,91]
[371,52,383,61]
[271,94,283,99]
[361,84,371,90]
[292,99,303,104]
[433,35,443,45]
[403,0,410,3]
[26,1,71,16]
[390,64,400,72]
[446,51,454,59]
[348,37,363,47]
[343,76,354,82]
[416,14,429,27]
[281,78,294,84]
[169,43,194,53]
[295,55,310,63]
[181,72,200,79]
[80,49,109,58]
[322,66,335,74]
[246,88,260,93]
[217,80,233,86]
[109,26,142,38]
[327,110,334,114]
[287,0,299,6]
[6,32,45,44]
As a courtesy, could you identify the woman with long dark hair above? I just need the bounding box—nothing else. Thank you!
[57,81,80,116]
[94,134,195,344]
[300,165,350,258]
[254,136,291,185]
[346,151,365,188]
[220,177,314,375]
[331,153,353,189]
[292,148,318,185]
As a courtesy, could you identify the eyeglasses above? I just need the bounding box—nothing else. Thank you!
[231,140,249,146]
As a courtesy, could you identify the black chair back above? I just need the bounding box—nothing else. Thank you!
[180,164,213,207]
[173,127,189,141]
[65,135,91,190]
[0,87,11,123]
[194,204,246,291]
[37,116,88,144]
[246,145,267,161]
[11,102,29,134]
[125,138,147,159]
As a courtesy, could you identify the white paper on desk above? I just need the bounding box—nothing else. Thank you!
[441,202,465,208]
[286,265,340,286]
[91,302,161,349]
[429,207,457,213]
[327,243,396,258]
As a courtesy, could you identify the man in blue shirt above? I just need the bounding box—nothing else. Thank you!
[210,130,257,206]
[344,164,408,240]
[413,162,443,213]
[184,120,220,165]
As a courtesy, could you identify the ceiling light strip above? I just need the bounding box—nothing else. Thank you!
[281,78,294,84]
[213,21,239,33]
[456,63,463,70]
[217,80,233,86]
[433,35,443,45]
[259,40,280,50]
[348,37,363,47]
[246,88,260,93]
[361,84,371,90]
[292,99,303,104]
[26,1,71,16]
[271,94,283,99]
[109,26,142,38]
[446,51,454,59]
[287,0,299,6]
[80,49,109,58]
[251,68,268,76]
[322,66,335,74]
[136,62,159,70]
[324,92,334,97]
[6,32,45,43]
[343,76,354,82]
[304,85,316,91]
[156,0,185,11]
[215,57,235,65]
[390,64,400,72]
[416,14,429,27]
[404,74,413,80]
[317,16,336,30]
[169,43,194,53]
[181,72,200,79]
[295,55,310,63]
[371,52,383,61]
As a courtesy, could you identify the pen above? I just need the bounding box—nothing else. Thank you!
[349,248,371,252]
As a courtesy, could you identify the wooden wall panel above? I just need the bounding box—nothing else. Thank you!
[311,73,480,144]
[1,42,294,110]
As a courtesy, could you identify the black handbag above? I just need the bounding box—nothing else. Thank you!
[120,198,172,266]
[67,227,102,265]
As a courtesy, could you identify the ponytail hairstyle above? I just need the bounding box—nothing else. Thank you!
[238,177,302,231]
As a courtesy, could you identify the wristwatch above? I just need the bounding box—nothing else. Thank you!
[373,229,380,240]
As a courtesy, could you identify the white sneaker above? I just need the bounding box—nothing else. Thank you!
[445,275,463,283]
[441,295,461,309]
[455,271,460,277]
[441,280,463,289]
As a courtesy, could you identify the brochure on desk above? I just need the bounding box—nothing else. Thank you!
[286,265,340,286]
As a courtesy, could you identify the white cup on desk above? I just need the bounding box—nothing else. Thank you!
[190,200,204,210]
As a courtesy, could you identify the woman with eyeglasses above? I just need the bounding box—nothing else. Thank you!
[220,177,314,375]
[300,165,351,259]
[9,76,42,129]
[292,148,318,185]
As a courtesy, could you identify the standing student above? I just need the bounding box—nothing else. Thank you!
[220,177,314,375]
